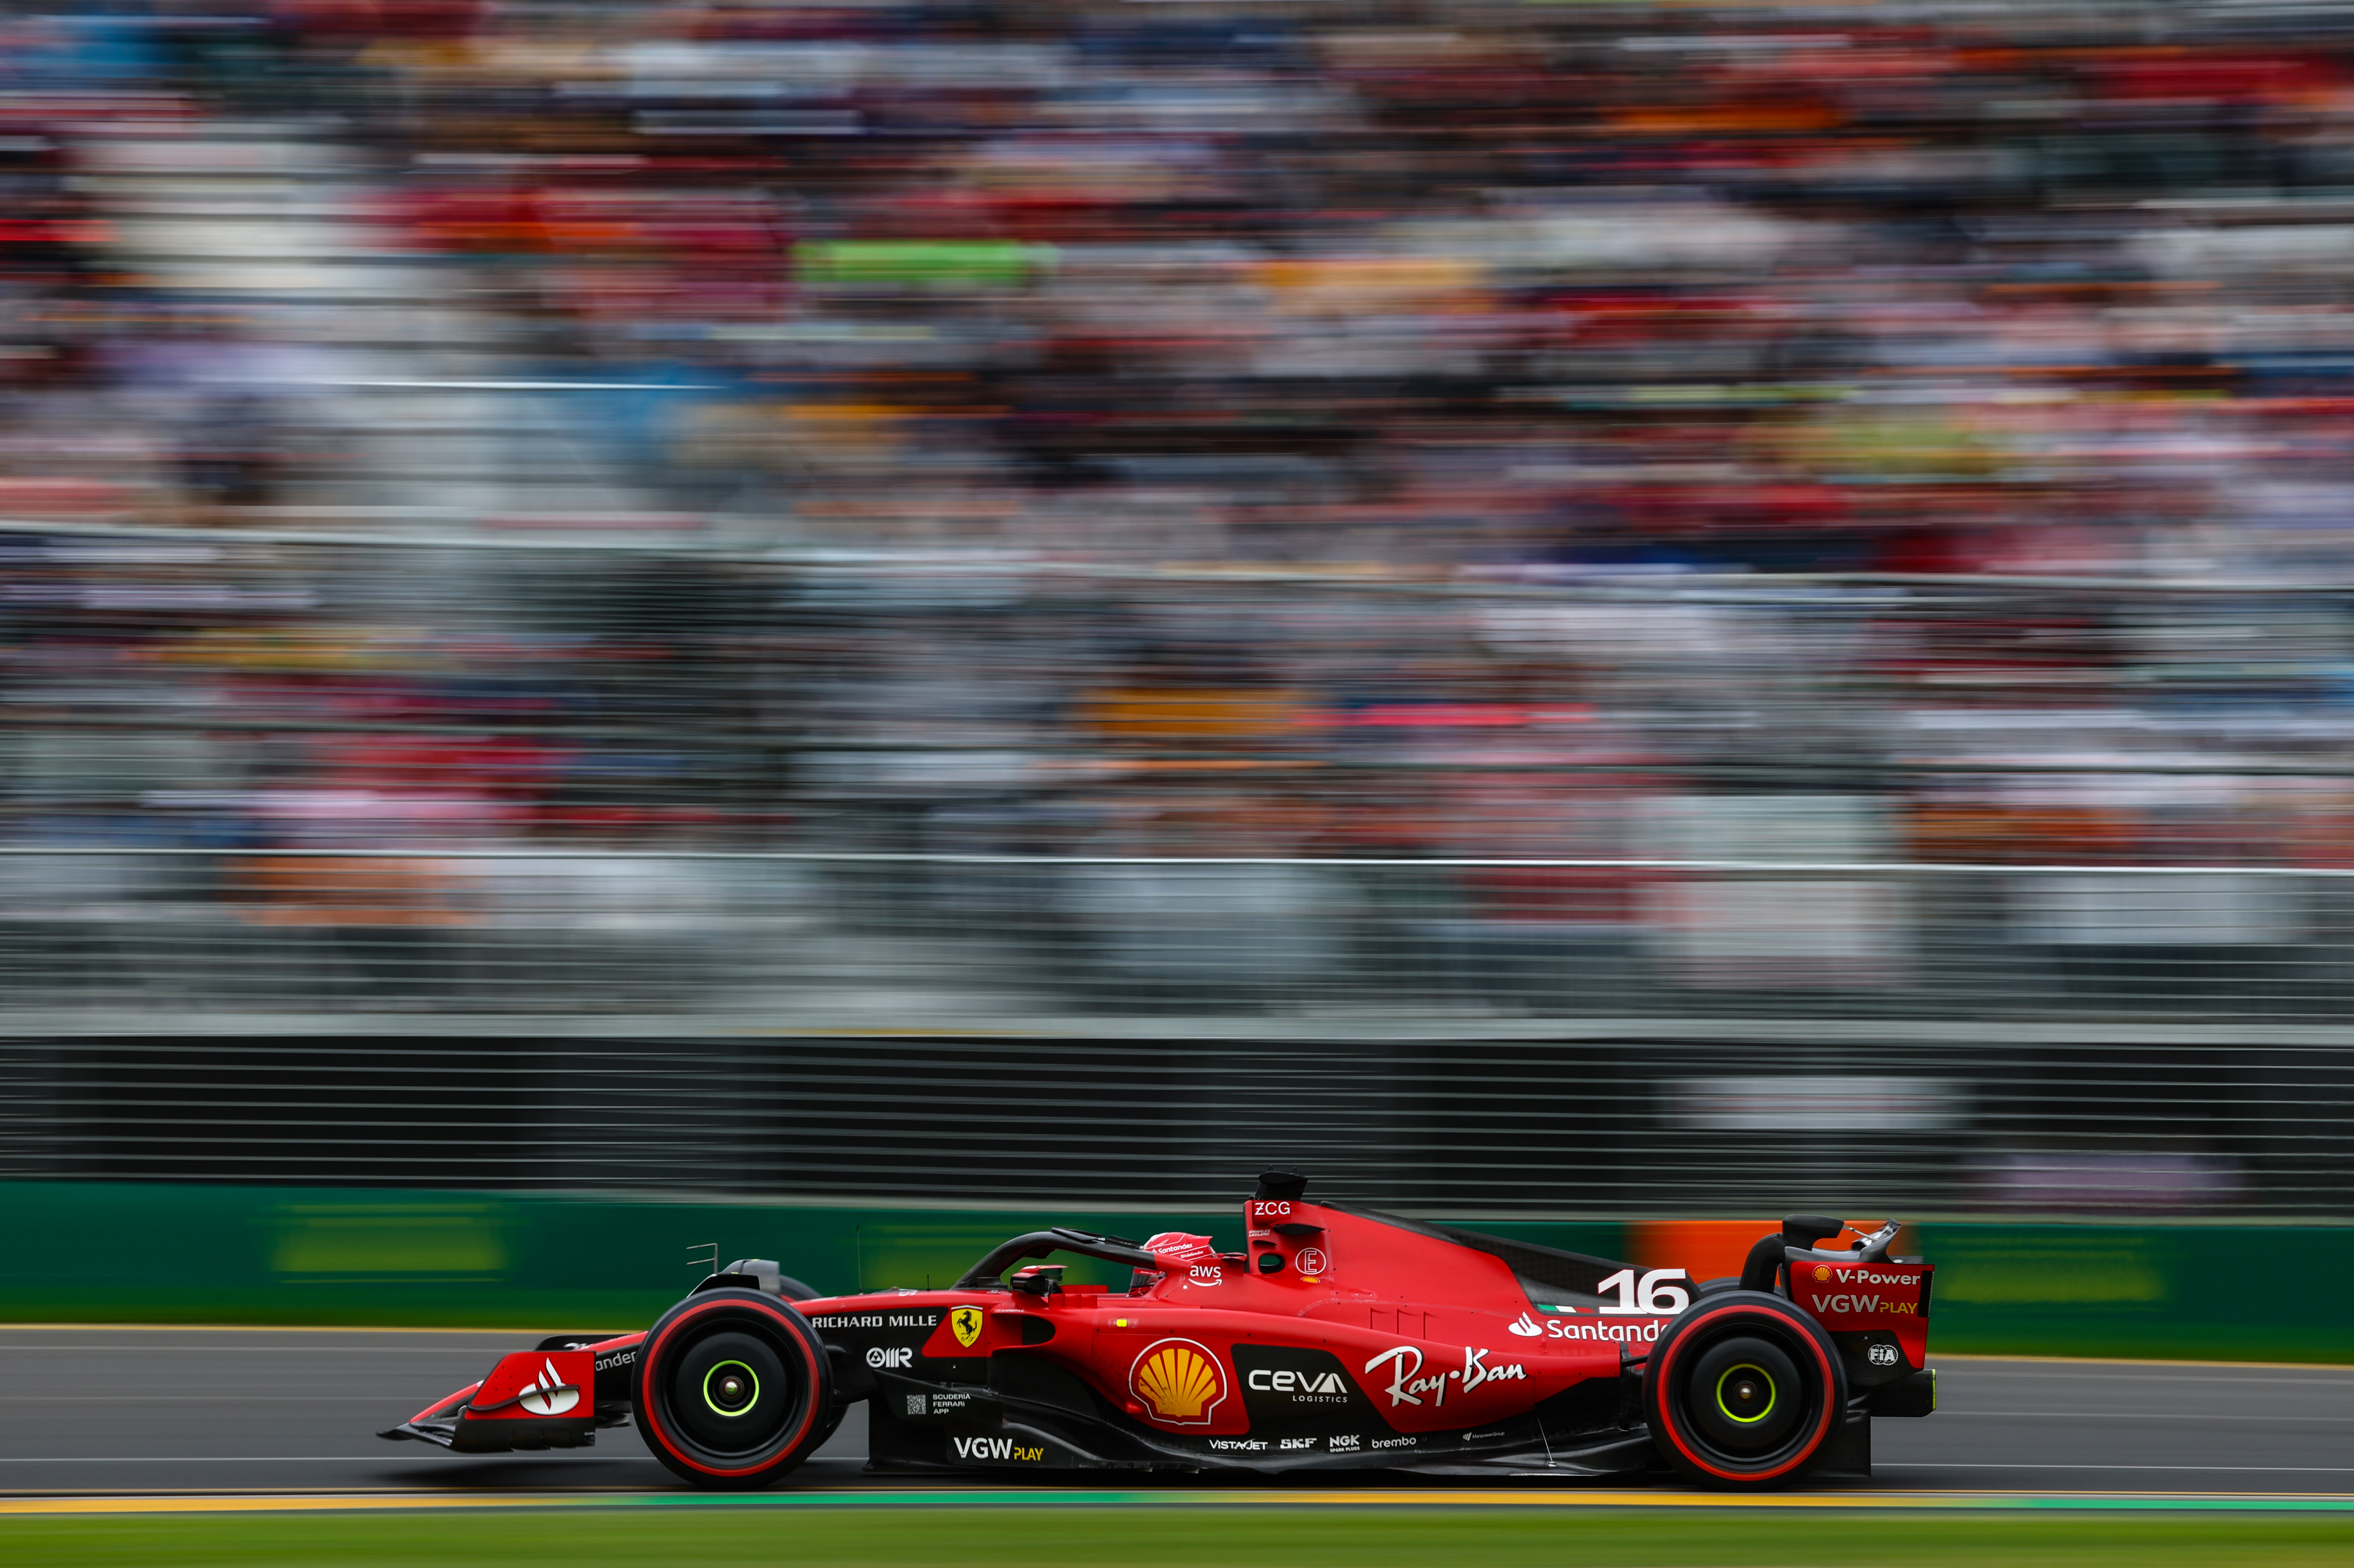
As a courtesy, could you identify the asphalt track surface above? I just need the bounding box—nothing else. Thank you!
[2,1327,2351,1505]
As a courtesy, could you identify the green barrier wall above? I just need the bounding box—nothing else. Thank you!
[2,1182,2344,1362]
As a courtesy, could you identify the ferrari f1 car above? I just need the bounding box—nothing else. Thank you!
[381,1172,1934,1490]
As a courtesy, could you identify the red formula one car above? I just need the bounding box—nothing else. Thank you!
[382,1173,1934,1490]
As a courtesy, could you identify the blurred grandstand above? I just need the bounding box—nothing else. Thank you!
[4,2,2354,1216]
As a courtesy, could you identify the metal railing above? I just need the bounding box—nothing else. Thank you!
[8,523,2354,1215]
[2,846,2351,1218]
[3,847,2350,1024]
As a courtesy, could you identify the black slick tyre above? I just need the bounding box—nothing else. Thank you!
[633,1289,834,1489]
[1642,1288,1847,1489]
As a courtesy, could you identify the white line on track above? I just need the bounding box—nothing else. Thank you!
[1878,1463,2354,1473]
[1933,1353,2354,1372]
[0,1397,442,1404]
[1931,1409,2354,1422]
[0,1457,466,1464]
[7,1488,2354,1517]
[0,1337,513,1347]
[0,1325,522,1336]
[1949,1371,2354,1386]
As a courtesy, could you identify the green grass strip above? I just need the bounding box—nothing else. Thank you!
[565,1487,2354,1513]
[6,1507,2354,1567]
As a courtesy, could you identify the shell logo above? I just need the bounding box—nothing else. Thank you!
[1812,1264,1832,1283]
[1128,1338,1227,1426]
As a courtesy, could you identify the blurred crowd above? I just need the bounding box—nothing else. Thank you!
[4,2,2354,569]
[5,2,2354,1006]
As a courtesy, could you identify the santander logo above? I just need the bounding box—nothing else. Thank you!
[1507,1312,1544,1338]
[516,1358,581,1417]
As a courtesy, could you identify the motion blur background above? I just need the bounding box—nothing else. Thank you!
[4,0,2354,1282]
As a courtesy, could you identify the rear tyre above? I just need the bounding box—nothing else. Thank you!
[1643,1289,1847,1489]
[633,1289,834,1489]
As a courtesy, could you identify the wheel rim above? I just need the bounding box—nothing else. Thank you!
[703,1360,761,1417]
[1714,1363,1776,1426]
[659,1325,803,1462]
[1677,1329,1811,1463]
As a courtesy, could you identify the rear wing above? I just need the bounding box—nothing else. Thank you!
[1746,1215,1934,1415]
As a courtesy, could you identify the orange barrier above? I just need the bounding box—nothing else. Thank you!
[1629,1220,1774,1286]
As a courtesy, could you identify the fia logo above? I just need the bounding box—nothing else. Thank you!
[1868,1342,1900,1367]
[949,1305,985,1348]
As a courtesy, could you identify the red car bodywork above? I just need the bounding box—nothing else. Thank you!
[385,1176,1934,1487]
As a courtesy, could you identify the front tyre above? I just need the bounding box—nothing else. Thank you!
[633,1289,834,1489]
[1644,1289,1847,1489]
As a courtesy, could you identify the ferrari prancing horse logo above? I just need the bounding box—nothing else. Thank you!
[950,1305,985,1348]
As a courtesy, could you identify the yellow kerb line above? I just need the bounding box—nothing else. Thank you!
[0,1494,591,1516]
[4,1489,2354,1517]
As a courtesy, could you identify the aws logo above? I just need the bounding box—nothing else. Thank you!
[1129,1338,1228,1426]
